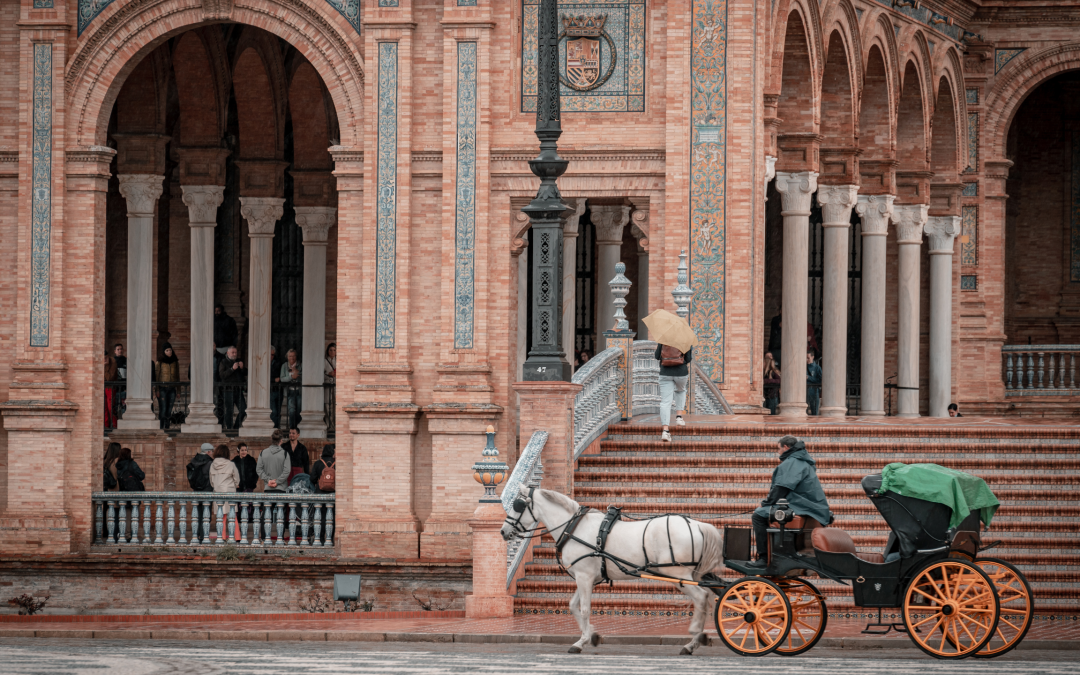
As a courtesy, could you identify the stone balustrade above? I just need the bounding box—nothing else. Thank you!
[1003,345,1080,393]
[631,340,660,416]
[502,430,547,588]
[571,347,625,460]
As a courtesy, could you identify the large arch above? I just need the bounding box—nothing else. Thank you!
[820,30,856,150]
[775,9,819,137]
[896,60,929,172]
[859,44,894,162]
[768,0,824,98]
[66,0,364,149]
[930,75,960,181]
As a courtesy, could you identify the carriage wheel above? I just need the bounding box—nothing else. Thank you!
[774,578,828,656]
[714,577,792,656]
[902,559,999,659]
[971,558,1034,658]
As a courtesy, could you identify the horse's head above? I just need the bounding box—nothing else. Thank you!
[501,484,539,541]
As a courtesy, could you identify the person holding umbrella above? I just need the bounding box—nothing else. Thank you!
[643,309,699,443]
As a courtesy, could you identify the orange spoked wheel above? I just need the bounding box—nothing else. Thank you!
[714,577,793,656]
[774,578,828,656]
[971,558,1034,658]
[902,559,1000,659]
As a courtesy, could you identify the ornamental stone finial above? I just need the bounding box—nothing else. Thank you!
[925,215,962,253]
[672,249,692,319]
[117,174,164,216]
[893,204,930,244]
[239,197,285,237]
[181,185,225,225]
[608,261,632,331]
[472,425,508,503]
[855,194,896,236]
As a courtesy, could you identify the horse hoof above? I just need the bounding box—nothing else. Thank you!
[591,633,602,647]
[567,646,582,654]
[679,647,692,656]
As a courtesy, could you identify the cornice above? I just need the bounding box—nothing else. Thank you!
[491,148,665,162]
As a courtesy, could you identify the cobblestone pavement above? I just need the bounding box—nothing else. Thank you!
[0,638,1075,675]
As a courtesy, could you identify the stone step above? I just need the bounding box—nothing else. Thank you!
[575,469,1080,485]
[604,423,1080,441]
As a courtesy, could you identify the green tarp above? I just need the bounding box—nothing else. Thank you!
[879,463,999,529]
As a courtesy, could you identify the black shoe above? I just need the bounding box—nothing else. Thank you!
[744,559,767,571]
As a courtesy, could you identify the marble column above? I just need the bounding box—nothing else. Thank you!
[774,171,818,417]
[561,198,587,371]
[926,216,961,418]
[180,186,225,434]
[893,204,929,418]
[116,174,164,429]
[816,185,859,417]
[295,207,336,438]
[854,195,895,416]
[238,197,284,437]
[592,204,631,352]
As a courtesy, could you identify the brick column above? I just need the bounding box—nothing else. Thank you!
[893,204,929,418]
[855,195,895,416]
[465,502,515,618]
[513,382,581,497]
[926,216,961,418]
[295,207,336,438]
[816,185,859,417]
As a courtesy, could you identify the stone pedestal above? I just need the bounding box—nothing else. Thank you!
[591,205,630,351]
[816,185,859,417]
[295,207,336,438]
[926,216,961,418]
[855,195,895,416]
[116,174,165,429]
[239,197,284,437]
[180,186,225,434]
[513,381,581,496]
[894,204,929,418]
[465,502,515,618]
[774,171,818,417]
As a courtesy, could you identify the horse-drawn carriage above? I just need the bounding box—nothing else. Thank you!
[503,463,1033,659]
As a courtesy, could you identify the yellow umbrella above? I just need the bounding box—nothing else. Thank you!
[643,309,699,353]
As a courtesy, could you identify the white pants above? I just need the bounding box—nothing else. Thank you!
[659,375,688,426]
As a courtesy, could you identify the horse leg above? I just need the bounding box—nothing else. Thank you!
[568,576,599,653]
[677,585,713,655]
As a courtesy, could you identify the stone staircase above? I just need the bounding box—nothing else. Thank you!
[513,421,1080,617]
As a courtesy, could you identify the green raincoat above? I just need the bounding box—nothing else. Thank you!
[754,442,833,526]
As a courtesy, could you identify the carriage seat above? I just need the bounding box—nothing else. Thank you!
[771,515,824,555]
[812,527,885,564]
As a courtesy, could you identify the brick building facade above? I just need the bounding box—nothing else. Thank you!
[1,0,1078,566]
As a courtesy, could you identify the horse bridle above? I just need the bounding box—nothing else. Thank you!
[504,487,542,537]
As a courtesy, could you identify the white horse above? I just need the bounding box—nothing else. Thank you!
[501,485,723,655]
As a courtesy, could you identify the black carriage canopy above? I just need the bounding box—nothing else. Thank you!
[860,463,999,560]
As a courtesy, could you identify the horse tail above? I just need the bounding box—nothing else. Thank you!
[693,521,724,580]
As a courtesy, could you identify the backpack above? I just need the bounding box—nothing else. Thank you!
[187,459,211,492]
[318,460,336,492]
[660,345,685,367]
[118,465,145,492]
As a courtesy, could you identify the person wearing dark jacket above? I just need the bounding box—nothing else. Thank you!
[213,304,238,356]
[310,444,335,492]
[283,427,310,483]
[654,344,693,443]
[218,346,247,430]
[155,343,181,430]
[115,447,146,492]
[187,443,214,492]
[103,442,121,491]
[747,436,833,568]
[232,442,259,492]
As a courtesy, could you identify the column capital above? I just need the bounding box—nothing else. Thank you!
[239,197,285,237]
[893,204,929,244]
[591,204,631,243]
[181,185,225,225]
[765,155,777,184]
[295,206,337,244]
[117,174,164,217]
[561,197,587,239]
[855,194,895,236]
[630,209,649,250]
[816,184,859,227]
[925,215,962,254]
[774,171,819,214]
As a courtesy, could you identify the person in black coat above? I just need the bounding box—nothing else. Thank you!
[233,442,259,492]
[283,427,310,483]
[213,304,239,354]
[310,444,335,492]
[115,447,146,492]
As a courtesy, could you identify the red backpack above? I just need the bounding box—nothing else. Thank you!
[660,345,686,367]
[318,460,336,492]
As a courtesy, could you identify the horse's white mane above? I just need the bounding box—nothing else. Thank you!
[537,488,579,512]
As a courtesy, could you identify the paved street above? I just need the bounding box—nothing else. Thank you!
[0,638,1075,675]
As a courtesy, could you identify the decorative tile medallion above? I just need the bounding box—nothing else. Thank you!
[1071,133,1080,283]
[379,0,399,6]
[995,48,1027,74]
[961,205,977,267]
[31,43,53,348]
[325,0,361,33]
[458,0,477,5]
[962,182,977,197]
[77,0,116,35]
[454,42,478,350]
[966,112,978,172]
[689,0,726,382]
[960,275,977,291]
[521,0,646,113]
[33,0,54,7]
[375,42,398,348]
[965,88,978,106]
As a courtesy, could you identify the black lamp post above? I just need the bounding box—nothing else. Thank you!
[522,0,571,382]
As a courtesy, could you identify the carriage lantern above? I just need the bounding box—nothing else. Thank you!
[472,425,508,503]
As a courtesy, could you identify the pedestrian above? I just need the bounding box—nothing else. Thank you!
[763,352,781,415]
[232,442,259,493]
[103,442,121,491]
[154,342,181,430]
[218,345,247,430]
[115,447,146,492]
[187,442,214,492]
[948,403,963,417]
[806,350,822,416]
[310,444,336,493]
[210,444,240,493]
[283,427,310,483]
[269,345,283,429]
[113,343,128,380]
[104,351,120,429]
[642,309,698,444]
[280,348,302,429]
[257,429,290,493]
[324,343,337,384]
[768,309,782,367]
[213,303,238,358]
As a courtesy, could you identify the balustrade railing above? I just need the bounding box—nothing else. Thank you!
[631,340,660,416]
[92,492,335,550]
[692,363,733,415]
[1003,345,1080,393]
[502,430,547,588]
[571,347,624,460]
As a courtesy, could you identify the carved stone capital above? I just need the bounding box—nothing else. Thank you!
[561,198,588,239]
[855,194,895,236]
[925,216,962,253]
[117,174,164,217]
[893,204,930,244]
[774,171,819,214]
[591,204,631,244]
[239,197,285,237]
[181,185,225,226]
[295,206,337,244]
[816,184,859,227]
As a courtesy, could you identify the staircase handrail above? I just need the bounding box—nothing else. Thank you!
[503,430,548,588]
[692,362,733,415]
[571,346,624,460]
[631,340,660,416]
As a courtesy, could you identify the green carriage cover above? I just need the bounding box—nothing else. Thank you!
[879,463,1000,529]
